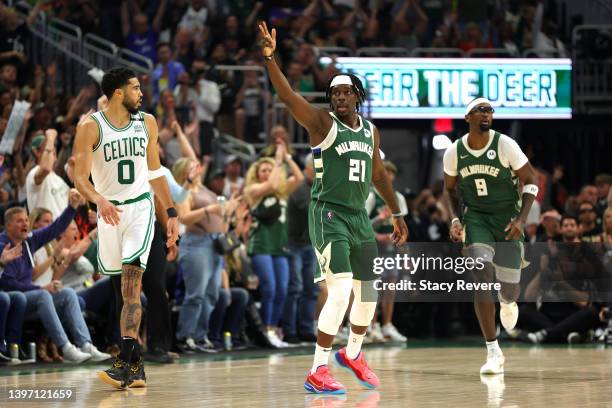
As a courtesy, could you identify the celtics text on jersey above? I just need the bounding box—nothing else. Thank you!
[456,131,520,214]
[311,112,375,211]
[90,111,150,202]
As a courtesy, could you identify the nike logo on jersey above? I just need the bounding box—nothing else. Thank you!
[338,128,348,132]
[460,154,469,159]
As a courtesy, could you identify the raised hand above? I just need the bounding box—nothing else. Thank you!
[1,243,23,266]
[274,143,285,163]
[68,188,84,209]
[258,22,276,57]
[170,120,182,135]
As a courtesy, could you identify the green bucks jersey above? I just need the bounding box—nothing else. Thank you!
[248,195,288,256]
[368,191,393,234]
[311,113,374,211]
[456,131,520,214]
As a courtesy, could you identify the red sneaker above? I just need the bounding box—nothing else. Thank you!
[334,347,380,389]
[304,365,346,394]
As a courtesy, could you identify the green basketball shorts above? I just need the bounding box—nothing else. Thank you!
[463,208,528,284]
[309,201,378,283]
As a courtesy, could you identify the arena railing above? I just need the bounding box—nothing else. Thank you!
[314,46,354,57]
[117,48,154,75]
[211,130,257,167]
[22,12,96,96]
[17,5,155,95]
[522,48,566,58]
[571,24,612,114]
[356,47,410,57]
[410,48,466,58]
[466,48,518,58]
[209,64,271,158]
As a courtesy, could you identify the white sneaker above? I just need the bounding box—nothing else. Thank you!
[499,302,519,332]
[266,331,287,348]
[62,343,91,363]
[80,342,111,362]
[367,323,386,343]
[480,350,505,375]
[382,323,407,342]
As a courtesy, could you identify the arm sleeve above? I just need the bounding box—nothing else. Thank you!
[29,206,76,253]
[162,166,189,203]
[442,142,458,176]
[500,135,529,170]
[396,192,408,216]
[365,192,376,215]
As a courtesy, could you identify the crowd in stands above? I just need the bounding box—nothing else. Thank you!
[0,0,610,366]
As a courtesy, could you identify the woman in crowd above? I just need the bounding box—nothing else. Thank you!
[244,144,303,347]
[173,157,240,353]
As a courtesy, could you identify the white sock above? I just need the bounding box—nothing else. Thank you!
[311,344,332,374]
[486,340,502,355]
[346,330,365,360]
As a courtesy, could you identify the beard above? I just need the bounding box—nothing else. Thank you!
[479,122,491,132]
[122,98,139,114]
[563,232,576,241]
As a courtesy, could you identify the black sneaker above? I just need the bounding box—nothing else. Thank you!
[128,358,147,388]
[176,338,199,354]
[97,357,131,388]
[143,347,176,364]
[195,339,218,354]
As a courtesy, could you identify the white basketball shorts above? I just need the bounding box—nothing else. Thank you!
[97,192,155,275]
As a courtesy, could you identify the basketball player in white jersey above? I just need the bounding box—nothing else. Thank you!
[73,67,179,388]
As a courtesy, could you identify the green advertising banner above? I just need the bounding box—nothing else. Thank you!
[320,57,572,119]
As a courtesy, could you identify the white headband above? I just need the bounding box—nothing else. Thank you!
[465,98,492,115]
[329,75,353,89]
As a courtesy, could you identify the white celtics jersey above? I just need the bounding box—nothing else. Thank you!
[90,111,150,202]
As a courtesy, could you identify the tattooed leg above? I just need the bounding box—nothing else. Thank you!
[120,264,143,338]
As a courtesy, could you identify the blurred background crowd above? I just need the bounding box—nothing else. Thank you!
[0,0,611,365]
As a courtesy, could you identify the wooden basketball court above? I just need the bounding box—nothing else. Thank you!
[2,343,611,407]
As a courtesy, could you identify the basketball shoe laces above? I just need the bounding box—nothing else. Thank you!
[315,366,340,389]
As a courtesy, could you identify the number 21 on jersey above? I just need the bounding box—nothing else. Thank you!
[349,159,366,182]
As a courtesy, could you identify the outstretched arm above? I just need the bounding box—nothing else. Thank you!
[371,127,408,246]
[258,22,332,146]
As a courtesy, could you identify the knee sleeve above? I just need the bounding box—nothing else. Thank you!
[349,280,378,327]
[317,275,353,336]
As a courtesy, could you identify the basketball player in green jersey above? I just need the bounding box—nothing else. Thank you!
[73,68,179,388]
[443,97,537,375]
[259,22,408,394]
